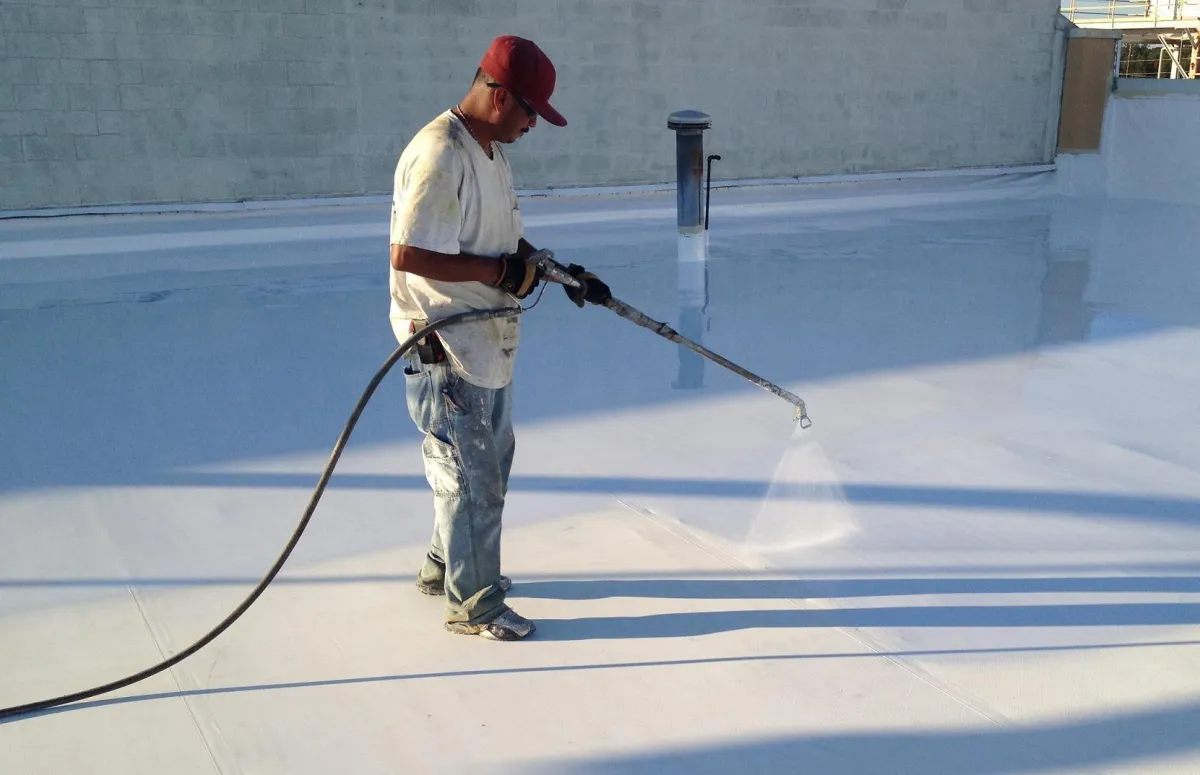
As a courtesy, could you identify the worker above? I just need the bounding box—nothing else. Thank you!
[388,35,611,640]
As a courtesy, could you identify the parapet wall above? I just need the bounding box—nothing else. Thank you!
[2,1,1064,210]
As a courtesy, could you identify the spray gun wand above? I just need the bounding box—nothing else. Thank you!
[533,250,811,428]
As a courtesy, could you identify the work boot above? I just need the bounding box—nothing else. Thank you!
[445,608,536,641]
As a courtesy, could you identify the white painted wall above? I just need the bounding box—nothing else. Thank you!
[1058,87,1200,206]
[1,0,1064,210]
[1104,93,1200,205]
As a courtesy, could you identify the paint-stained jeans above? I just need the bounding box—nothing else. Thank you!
[404,357,514,625]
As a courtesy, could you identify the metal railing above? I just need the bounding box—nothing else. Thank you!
[1061,0,1199,25]
[1063,1,1198,79]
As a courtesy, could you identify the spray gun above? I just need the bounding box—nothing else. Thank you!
[530,249,811,427]
[528,248,582,289]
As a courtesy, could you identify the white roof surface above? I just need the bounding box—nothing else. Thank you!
[2,172,1199,773]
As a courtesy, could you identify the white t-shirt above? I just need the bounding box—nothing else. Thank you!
[389,111,523,389]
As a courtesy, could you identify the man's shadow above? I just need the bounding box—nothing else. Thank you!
[514,577,1200,641]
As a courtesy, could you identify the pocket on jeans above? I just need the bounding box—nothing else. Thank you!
[421,433,464,496]
[441,375,471,416]
[403,364,430,431]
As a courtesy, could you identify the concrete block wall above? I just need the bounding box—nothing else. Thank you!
[0,0,1063,210]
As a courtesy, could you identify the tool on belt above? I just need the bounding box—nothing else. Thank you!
[409,319,447,364]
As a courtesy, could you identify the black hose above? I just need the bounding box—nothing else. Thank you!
[0,307,521,722]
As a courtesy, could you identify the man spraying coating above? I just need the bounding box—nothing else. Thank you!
[388,35,612,641]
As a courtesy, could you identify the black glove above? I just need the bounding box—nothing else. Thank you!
[494,254,544,299]
[564,263,612,308]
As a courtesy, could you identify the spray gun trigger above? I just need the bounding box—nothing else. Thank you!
[530,249,583,289]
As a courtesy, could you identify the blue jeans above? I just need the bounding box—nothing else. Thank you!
[404,357,515,625]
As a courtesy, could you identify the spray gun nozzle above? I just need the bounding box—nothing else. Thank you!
[791,401,812,428]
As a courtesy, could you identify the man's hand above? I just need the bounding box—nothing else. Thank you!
[563,263,612,308]
[494,254,544,299]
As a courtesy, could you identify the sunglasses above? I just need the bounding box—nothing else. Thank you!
[487,82,536,120]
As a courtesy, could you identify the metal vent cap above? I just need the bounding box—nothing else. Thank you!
[667,110,712,131]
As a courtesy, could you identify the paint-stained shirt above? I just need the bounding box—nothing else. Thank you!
[389,111,524,389]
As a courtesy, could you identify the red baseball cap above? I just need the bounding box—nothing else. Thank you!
[479,35,567,127]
